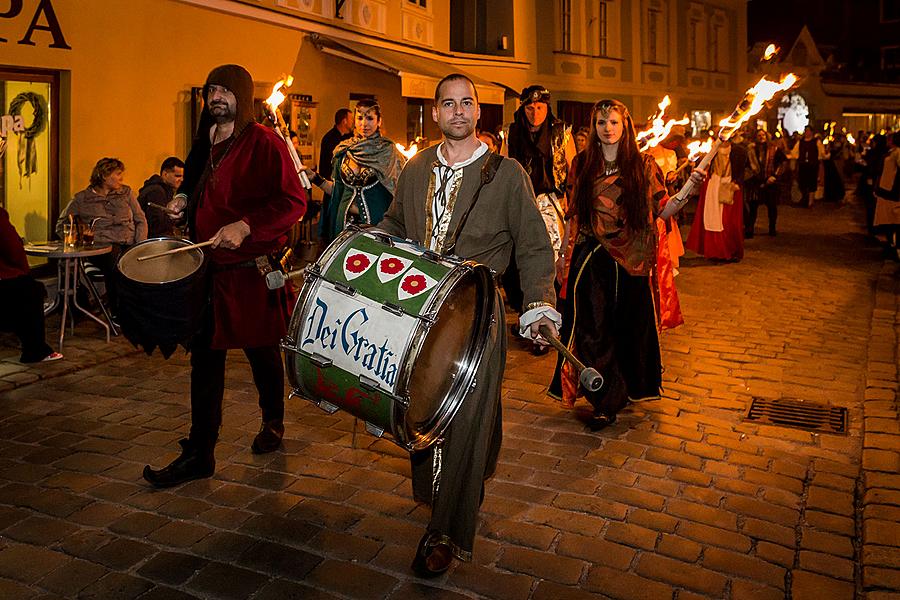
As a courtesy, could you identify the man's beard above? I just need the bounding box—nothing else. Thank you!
[209,104,235,125]
[441,121,475,141]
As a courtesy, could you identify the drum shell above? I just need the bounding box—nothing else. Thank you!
[283,227,494,451]
[116,238,208,356]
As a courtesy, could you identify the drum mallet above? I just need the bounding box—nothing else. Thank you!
[265,267,306,290]
[538,323,604,392]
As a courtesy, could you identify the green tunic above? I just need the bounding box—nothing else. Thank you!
[377,144,555,560]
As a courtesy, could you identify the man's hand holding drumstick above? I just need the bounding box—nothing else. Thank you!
[165,195,249,249]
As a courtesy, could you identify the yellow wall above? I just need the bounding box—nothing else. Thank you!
[1,0,303,204]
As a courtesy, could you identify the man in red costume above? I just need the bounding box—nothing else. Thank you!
[143,64,306,487]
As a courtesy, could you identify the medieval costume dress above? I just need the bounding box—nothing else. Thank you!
[323,133,405,242]
[377,141,556,565]
[685,142,747,261]
[555,155,669,419]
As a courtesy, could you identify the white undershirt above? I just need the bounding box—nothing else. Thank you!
[429,141,489,250]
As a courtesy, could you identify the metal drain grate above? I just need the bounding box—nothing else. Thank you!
[744,398,848,434]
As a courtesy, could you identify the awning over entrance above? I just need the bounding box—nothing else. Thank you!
[311,35,507,105]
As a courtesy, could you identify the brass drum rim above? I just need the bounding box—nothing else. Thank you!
[117,237,205,285]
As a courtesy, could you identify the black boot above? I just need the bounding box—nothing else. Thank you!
[411,532,454,578]
[142,439,215,488]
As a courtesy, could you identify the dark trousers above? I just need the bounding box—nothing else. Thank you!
[189,335,285,449]
[500,252,524,315]
[747,185,778,235]
[410,288,505,560]
[0,276,53,362]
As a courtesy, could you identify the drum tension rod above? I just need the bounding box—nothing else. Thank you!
[334,282,356,297]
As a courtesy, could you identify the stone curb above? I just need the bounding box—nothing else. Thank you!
[861,260,900,597]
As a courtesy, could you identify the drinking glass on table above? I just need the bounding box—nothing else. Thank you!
[62,224,77,250]
[80,223,95,247]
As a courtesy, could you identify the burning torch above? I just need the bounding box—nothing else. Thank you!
[265,76,312,191]
[637,95,689,152]
[659,73,798,219]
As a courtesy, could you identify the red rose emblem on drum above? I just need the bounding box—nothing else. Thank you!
[401,274,426,294]
[397,268,437,300]
[343,250,377,280]
[346,253,371,273]
[380,257,404,275]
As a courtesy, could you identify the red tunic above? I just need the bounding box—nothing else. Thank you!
[0,208,30,280]
[195,123,306,349]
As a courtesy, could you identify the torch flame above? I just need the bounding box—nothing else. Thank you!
[687,137,714,162]
[395,142,418,160]
[636,95,689,151]
[265,76,294,112]
[763,44,779,61]
[716,74,797,139]
[846,133,856,145]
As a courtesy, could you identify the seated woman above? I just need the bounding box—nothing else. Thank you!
[55,158,147,316]
[0,207,62,363]
[557,99,702,430]
[308,100,406,244]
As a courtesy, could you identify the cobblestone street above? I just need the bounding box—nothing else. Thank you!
[0,201,897,599]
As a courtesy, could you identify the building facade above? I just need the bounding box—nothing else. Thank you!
[1,0,755,244]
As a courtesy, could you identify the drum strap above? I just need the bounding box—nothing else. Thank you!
[443,152,504,256]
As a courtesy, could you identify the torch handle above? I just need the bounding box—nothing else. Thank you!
[270,110,313,190]
[659,137,723,219]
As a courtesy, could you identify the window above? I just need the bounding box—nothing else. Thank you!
[688,19,699,68]
[647,7,660,63]
[408,0,427,7]
[596,1,609,56]
[0,68,60,246]
[560,0,572,53]
[884,46,900,71]
[882,0,900,22]
[709,23,720,71]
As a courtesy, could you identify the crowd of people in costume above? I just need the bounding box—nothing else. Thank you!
[5,62,899,582]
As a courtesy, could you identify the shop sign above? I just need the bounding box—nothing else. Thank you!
[1,0,71,49]
[0,114,26,138]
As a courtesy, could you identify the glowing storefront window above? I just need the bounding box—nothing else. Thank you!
[779,92,809,135]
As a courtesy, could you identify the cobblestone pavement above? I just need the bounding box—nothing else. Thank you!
[0,200,897,599]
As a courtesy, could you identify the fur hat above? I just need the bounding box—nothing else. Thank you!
[519,85,551,106]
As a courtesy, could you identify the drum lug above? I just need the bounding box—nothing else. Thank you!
[364,422,385,438]
[316,400,340,414]
[381,302,406,317]
[422,249,443,262]
[280,337,297,353]
[358,375,381,392]
[310,353,333,369]
[334,282,356,297]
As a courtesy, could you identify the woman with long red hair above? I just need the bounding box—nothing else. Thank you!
[554,99,701,429]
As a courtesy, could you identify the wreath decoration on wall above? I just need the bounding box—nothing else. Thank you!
[9,92,47,139]
[7,91,48,184]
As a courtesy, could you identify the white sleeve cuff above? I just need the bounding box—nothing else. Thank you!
[518,306,562,339]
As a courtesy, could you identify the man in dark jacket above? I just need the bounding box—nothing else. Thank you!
[317,108,353,245]
[137,157,184,237]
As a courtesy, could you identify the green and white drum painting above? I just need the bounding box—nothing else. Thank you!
[283,227,495,451]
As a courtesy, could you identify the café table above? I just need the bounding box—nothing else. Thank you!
[24,242,118,351]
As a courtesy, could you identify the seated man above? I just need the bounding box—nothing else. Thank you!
[0,207,62,363]
[138,156,185,238]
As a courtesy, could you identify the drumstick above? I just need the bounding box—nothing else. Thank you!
[146,202,172,212]
[137,240,214,261]
[538,323,604,392]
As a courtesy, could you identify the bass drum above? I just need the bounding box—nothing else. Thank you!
[116,237,208,358]
[282,227,495,451]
